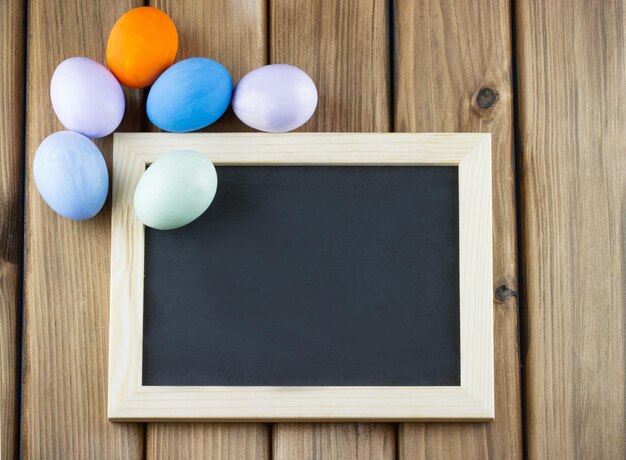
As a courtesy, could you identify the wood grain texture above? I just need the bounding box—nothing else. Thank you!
[115,132,492,165]
[394,0,522,458]
[273,424,395,460]
[270,0,393,457]
[517,1,626,458]
[271,0,390,133]
[145,1,268,458]
[22,0,145,457]
[0,0,24,458]
[147,423,269,460]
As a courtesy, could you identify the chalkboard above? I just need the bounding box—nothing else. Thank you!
[142,166,460,387]
[108,133,494,421]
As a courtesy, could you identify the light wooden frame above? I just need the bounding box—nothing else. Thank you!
[108,133,493,421]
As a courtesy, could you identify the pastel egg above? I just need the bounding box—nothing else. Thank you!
[107,6,178,88]
[50,57,125,138]
[134,150,217,230]
[146,58,232,132]
[232,64,317,132]
[34,131,108,220]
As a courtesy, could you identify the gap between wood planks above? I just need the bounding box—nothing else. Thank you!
[509,0,528,456]
[16,0,29,456]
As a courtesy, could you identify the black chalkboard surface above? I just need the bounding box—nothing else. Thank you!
[143,166,460,387]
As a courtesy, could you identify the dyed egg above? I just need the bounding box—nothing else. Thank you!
[232,64,317,132]
[34,131,108,220]
[50,57,125,138]
[146,58,232,132]
[134,150,217,230]
[107,6,178,88]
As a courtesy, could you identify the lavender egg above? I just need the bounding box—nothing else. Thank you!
[34,131,108,220]
[50,57,125,138]
[232,64,317,132]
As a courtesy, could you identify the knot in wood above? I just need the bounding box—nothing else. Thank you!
[494,284,516,302]
[475,87,498,110]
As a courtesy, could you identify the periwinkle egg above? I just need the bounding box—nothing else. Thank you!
[34,131,109,220]
[50,57,125,139]
[146,58,232,132]
[232,64,318,132]
[134,150,218,230]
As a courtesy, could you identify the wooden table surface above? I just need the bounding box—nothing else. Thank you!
[0,0,623,458]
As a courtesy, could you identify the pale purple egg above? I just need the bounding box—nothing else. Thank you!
[232,64,317,133]
[50,57,125,139]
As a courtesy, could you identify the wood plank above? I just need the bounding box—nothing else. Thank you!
[0,0,24,458]
[273,424,395,459]
[145,0,268,458]
[394,0,522,458]
[270,0,391,133]
[147,423,269,460]
[270,0,394,458]
[22,0,145,457]
[516,1,626,458]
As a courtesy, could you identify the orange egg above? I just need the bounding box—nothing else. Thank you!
[106,7,178,88]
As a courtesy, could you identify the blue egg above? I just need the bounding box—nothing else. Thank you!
[33,131,108,220]
[146,58,232,132]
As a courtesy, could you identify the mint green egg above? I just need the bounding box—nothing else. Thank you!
[134,150,217,230]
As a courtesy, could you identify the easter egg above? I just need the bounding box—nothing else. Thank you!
[107,6,178,88]
[34,131,108,220]
[232,64,317,132]
[146,58,232,132]
[50,57,125,139]
[134,150,218,230]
